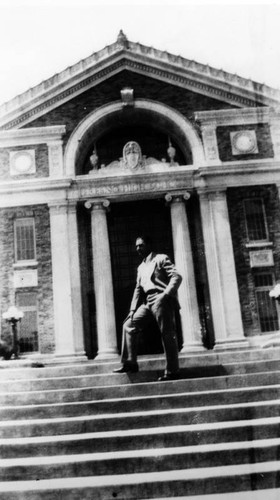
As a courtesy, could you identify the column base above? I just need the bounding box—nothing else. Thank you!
[95,349,120,360]
[214,337,250,351]
[180,343,207,353]
[53,351,88,363]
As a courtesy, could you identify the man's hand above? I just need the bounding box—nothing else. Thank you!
[153,293,167,309]
[129,310,135,322]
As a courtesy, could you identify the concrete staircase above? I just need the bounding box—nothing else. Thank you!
[0,348,279,499]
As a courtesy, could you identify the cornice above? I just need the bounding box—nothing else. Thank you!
[195,107,280,127]
[0,125,66,147]
[1,34,280,130]
[0,177,72,195]
[196,158,280,180]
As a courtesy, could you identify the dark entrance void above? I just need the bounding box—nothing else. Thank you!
[107,199,182,355]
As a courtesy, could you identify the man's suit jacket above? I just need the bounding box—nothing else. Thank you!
[130,252,182,312]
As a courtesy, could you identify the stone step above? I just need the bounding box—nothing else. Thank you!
[0,381,280,409]
[145,491,280,500]
[1,416,280,458]
[0,347,279,380]
[0,461,278,499]
[0,359,279,393]
[0,371,278,407]
[0,349,279,499]
[0,402,279,456]
[0,438,279,481]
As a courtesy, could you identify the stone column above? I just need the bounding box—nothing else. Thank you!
[67,202,85,356]
[198,189,248,349]
[165,192,204,352]
[85,199,118,359]
[49,202,85,358]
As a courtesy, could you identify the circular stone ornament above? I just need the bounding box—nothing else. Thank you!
[10,150,35,175]
[232,131,257,154]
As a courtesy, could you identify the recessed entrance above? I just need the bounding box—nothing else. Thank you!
[107,198,182,355]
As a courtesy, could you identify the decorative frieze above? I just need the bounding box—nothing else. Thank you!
[80,178,189,199]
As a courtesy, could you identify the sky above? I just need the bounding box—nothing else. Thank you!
[0,0,280,107]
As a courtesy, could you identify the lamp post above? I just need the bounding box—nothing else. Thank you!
[269,284,280,303]
[2,306,24,359]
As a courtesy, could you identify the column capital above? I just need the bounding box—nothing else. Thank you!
[67,200,78,214]
[197,187,227,200]
[48,201,69,214]
[165,191,191,204]
[200,121,217,131]
[85,199,110,211]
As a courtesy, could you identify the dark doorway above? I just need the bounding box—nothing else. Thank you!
[107,199,181,355]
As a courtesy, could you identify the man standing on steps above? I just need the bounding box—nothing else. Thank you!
[114,235,182,381]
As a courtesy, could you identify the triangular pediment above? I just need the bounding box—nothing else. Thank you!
[1,31,280,130]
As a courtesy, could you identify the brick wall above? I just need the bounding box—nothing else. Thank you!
[25,71,237,146]
[227,185,280,336]
[217,123,274,162]
[0,205,55,353]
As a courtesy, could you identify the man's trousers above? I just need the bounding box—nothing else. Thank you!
[121,295,179,375]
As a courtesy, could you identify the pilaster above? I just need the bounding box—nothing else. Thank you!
[48,140,64,177]
[200,123,221,165]
[270,121,280,160]
[198,189,248,349]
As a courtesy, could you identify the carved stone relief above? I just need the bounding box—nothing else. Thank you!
[88,140,179,176]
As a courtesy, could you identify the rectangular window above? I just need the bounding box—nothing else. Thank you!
[16,292,39,353]
[254,273,279,332]
[14,218,36,262]
[244,198,268,242]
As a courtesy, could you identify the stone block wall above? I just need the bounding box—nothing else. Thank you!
[0,205,54,353]
[227,185,280,336]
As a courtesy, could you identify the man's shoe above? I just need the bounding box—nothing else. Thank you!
[158,372,180,381]
[3,349,13,361]
[113,363,139,374]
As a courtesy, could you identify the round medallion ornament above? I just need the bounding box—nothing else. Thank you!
[10,150,36,176]
[232,131,257,154]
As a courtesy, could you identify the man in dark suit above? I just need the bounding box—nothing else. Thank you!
[114,235,182,381]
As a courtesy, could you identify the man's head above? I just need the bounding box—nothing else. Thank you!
[135,235,152,258]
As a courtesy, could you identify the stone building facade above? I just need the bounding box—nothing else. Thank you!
[1,31,280,361]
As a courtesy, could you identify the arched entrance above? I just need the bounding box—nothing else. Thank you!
[69,101,209,358]
[64,99,205,176]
